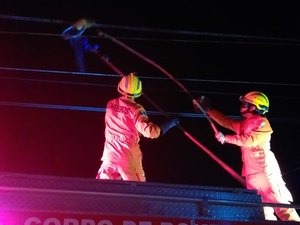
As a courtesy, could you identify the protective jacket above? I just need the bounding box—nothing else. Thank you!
[101,96,161,169]
[207,109,280,177]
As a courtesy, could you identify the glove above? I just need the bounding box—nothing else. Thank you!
[160,118,179,135]
[192,96,212,113]
[215,132,226,144]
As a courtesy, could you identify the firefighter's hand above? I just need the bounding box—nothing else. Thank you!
[215,132,226,144]
[160,118,179,135]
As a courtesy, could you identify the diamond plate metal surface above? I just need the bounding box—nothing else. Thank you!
[0,172,265,222]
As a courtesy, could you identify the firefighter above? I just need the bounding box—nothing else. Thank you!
[193,91,300,222]
[96,73,179,181]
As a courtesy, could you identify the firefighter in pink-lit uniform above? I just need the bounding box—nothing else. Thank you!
[194,91,300,222]
[96,73,178,181]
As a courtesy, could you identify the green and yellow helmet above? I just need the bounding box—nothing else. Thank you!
[239,91,269,114]
[118,73,142,98]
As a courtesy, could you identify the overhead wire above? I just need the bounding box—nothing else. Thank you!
[1,16,300,91]
[3,30,300,47]
[1,99,300,124]
[0,66,300,88]
[1,14,300,46]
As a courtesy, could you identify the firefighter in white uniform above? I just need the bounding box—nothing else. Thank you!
[194,91,300,222]
[96,73,179,181]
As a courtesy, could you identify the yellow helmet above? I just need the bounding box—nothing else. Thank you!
[239,91,269,114]
[118,73,142,98]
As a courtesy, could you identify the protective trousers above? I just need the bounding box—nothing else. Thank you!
[246,172,300,221]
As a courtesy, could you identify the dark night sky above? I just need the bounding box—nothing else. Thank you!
[0,1,300,205]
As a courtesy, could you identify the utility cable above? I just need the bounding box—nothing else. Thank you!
[3,30,300,48]
[2,14,300,44]
[97,30,219,134]
[93,50,245,186]
[95,30,245,186]
[1,66,300,88]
